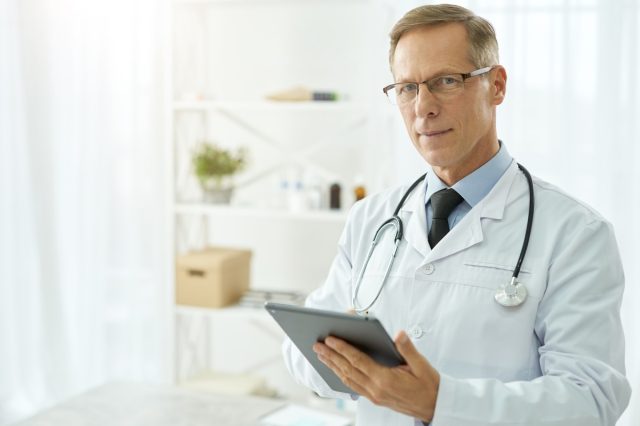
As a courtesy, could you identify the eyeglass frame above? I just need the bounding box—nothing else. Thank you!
[382,65,497,105]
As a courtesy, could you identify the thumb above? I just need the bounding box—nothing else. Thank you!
[394,330,428,375]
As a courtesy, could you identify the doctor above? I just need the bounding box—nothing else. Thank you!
[282,4,630,426]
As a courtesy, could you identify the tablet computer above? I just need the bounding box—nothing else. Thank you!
[264,302,404,394]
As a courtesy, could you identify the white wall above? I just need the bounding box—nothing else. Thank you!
[172,0,395,291]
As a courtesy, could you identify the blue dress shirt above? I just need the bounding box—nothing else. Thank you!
[424,141,513,235]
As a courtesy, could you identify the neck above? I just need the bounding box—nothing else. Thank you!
[433,137,500,186]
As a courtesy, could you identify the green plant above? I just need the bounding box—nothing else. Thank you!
[192,143,247,188]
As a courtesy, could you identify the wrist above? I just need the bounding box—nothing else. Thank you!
[420,368,440,423]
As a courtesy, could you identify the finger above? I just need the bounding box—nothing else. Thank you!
[317,342,373,385]
[325,336,381,375]
[317,352,339,372]
[315,341,361,378]
[394,331,428,376]
[317,352,371,396]
[397,364,412,372]
[312,341,325,353]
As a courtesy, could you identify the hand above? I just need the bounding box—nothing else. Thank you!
[312,330,440,422]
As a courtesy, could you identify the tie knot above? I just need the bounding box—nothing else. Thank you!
[430,188,463,219]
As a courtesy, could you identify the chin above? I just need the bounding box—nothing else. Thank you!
[414,137,453,161]
[418,148,456,170]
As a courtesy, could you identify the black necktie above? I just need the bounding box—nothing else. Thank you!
[428,188,463,248]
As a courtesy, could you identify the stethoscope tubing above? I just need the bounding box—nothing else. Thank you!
[352,162,534,314]
[513,163,534,280]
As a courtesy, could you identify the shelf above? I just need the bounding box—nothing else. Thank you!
[174,0,290,4]
[173,100,370,113]
[175,304,271,319]
[175,0,374,5]
[174,203,349,223]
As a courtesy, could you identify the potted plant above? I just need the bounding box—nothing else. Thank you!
[192,142,247,204]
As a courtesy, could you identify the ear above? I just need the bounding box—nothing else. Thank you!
[491,65,507,106]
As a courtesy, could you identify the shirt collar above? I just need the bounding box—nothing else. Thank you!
[424,141,513,207]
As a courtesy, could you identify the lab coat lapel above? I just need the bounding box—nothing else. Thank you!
[426,162,519,263]
[398,177,429,258]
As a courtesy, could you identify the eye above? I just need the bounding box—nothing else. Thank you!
[397,83,418,95]
[432,75,462,90]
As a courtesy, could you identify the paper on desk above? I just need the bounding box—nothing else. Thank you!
[259,404,352,426]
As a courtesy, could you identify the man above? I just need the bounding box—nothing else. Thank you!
[282,4,631,425]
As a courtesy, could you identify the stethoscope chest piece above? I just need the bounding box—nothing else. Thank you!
[494,278,528,307]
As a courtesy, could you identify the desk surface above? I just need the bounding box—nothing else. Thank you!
[13,382,286,426]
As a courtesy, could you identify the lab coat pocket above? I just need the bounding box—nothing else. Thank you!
[462,259,542,301]
[464,260,532,274]
[429,259,543,380]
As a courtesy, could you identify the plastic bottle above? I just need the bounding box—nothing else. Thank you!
[288,179,308,212]
[306,176,323,210]
[329,183,341,210]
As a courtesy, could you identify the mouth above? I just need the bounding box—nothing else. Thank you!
[422,129,452,137]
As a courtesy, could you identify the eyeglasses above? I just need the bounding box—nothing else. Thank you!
[383,66,495,106]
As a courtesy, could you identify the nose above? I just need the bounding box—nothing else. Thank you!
[414,83,440,118]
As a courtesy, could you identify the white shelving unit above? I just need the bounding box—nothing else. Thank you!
[174,203,348,223]
[173,99,370,112]
[168,0,395,399]
[173,100,372,201]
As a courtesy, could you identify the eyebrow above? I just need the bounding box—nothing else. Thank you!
[395,68,465,84]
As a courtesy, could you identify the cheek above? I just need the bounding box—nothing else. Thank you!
[472,106,493,134]
[399,107,415,132]
[469,88,495,126]
[399,109,418,146]
[460,100,490,135]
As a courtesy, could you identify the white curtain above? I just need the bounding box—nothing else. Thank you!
[0,0,170,423]
[2,0,638,424]
[392,1,639,425]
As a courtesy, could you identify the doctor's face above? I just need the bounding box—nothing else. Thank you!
[391,23,506,185]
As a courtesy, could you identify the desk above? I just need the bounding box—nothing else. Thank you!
[12,382,286,426]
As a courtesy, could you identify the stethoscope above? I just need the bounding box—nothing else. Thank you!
[352,163,534,314]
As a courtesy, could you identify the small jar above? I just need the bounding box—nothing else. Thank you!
[329,183,341,210]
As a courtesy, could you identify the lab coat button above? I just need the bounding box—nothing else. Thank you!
[410,326,423,338]
[423,264,435,274]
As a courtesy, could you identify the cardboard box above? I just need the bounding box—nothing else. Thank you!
[176,247,252,308]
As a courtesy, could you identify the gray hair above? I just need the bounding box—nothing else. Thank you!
[389,4,499,71]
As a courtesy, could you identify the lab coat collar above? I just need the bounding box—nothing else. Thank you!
[476,159,518,221]
[399,160,519,262]
[398,174,430,257]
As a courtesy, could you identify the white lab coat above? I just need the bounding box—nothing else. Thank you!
[282,161,631,426]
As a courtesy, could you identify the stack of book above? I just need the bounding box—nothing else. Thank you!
[238,289,306,307]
